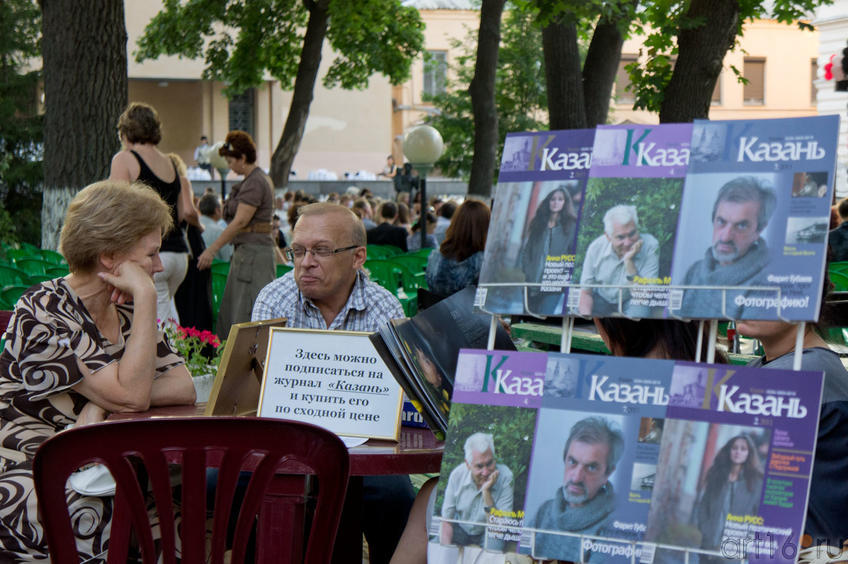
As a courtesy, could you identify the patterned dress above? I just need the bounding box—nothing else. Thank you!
[0,278,184,561]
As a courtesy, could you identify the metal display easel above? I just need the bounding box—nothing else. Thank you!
[480,282,807,371]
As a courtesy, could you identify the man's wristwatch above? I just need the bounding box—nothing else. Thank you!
[626,273,636,282]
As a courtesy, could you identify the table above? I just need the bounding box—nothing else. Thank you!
[108,404,443,562]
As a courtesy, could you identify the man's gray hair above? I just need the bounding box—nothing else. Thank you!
[712,176,777,232]
[603,205,639,236]
[563,416,624,475]
[464,432,495,463]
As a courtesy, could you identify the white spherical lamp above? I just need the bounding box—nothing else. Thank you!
[402,125,445,166]
[207,142,229,172]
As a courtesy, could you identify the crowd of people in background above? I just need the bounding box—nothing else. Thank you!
[168,165,486,339]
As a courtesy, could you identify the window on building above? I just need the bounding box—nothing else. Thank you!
[615,55,638,104]
[228,88,255,140]
[743,58,765,104]
[811,58,818,104]
[423,51,447,98]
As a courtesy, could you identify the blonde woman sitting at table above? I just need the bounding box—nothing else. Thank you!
[0,180,196,560]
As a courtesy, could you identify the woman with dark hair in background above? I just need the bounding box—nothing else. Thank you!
[520,186,578,312]
[196,130,275,339]
[694,434,764,560]
[110,102,200,326]
[425,200,490,297]
[594,318,728,363]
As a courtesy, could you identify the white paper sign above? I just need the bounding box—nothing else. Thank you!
[257,327,403,441]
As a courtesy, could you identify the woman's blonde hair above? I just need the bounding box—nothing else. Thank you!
[60,180,173,273]
[167,152,187,177]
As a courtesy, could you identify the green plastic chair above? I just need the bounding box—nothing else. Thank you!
[829,261,848,276]
[1,285,30,308]
[407,247,434,259]
[0,265,28,287]
[14,257,48,277]
[276,264,293,278]
[19,242,40,254]
[39,249,66,265]
[6,248,35,263]
[390,255,428,274]
[830,271,848,292]
[363,260,399,293]
[366,245,403,260]
[364,260,418,316]
[45,265,70,277]
[211,271,229,331]
[211,260,230,277]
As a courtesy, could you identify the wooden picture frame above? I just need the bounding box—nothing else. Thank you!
[204,317,287,416]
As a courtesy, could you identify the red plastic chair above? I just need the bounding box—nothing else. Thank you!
[0,310,11,333]
[33,417,350,564]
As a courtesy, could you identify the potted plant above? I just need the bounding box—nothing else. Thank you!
[163,322,225,403]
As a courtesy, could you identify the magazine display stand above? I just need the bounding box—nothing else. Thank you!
[423,117,838,563]
[428,350,824,564]
[476,116,839,326]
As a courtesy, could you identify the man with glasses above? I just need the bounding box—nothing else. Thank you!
[440,432,514,550]
[252,202,403,329]
[251,202,410,563]
[577,204,659,317]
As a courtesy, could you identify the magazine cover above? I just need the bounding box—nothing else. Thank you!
[368,287,515,438]
[644,362,824,564]
[371,321,448,435]
[668,115,839,321]
[477,129,595,316]
[430,350,546,556]
[569,123,692,318]
[428,350,823,564]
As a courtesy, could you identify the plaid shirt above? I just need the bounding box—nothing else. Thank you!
[251,270,404,331]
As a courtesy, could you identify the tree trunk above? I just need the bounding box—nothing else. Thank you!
[467,0,506,199]
[269,0,330,188]
[582,3,636,128]
[542,15,586,130]
[40,0,127,249]
[659,0,739,123]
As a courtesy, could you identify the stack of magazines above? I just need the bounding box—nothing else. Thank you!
[369,287,515,437]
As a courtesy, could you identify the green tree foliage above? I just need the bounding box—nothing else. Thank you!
[626,0,831,116]
[425,8,547,180]
[0,0,42,247]
[137,0,424,186]
[434,403,537,513]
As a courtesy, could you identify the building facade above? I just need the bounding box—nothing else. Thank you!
[124,2,836,192]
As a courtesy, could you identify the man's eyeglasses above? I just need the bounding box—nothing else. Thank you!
[285,244,360,261]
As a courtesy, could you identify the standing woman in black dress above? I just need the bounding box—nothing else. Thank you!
[109,102,200,326]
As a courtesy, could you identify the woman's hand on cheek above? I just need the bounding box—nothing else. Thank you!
[99,262,154,303]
